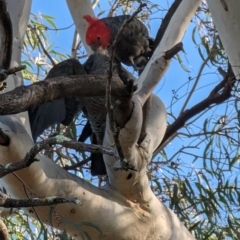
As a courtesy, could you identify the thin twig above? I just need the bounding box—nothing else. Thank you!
[107,0,120,17]
[0,65,26,76]
[71,28,80,58]
[0,65,26,91]
[31,135,118,161]
[157,74,235,152]
[64,157,91,170]
[0,129,39,178]
[0,135,118,178]
[0,191,80,208]
[179,39,217,115]
[29,25,56,66]
[0,158,39,178]
[11,171,46,229]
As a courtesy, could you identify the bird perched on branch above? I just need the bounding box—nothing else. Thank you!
[78,52,136,176]
[29,57,107,176]
[83,15,154,71]
[29,59,86,142]
[29,54,135,176]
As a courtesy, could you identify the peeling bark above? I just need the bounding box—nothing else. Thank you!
[0,75,131,115]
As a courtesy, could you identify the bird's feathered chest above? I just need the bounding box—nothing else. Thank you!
[77,53,119,143]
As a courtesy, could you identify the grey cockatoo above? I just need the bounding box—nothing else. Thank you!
[29,58,86,142]
[83,14,154,71]
[29,54,135,176]
[78,53,136,175]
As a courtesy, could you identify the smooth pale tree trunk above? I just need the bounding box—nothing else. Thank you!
[206,0,240,77]
[0,0,32,217]
[3,0,32,137]
[0,100,194,240]
[0,0,202,239]
[70,0,99,58]
[136,0,202,105]
[66,0,94,55]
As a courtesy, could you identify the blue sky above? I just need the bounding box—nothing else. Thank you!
[30,0,209,108]
[27,1,240,236]
[29,0,222,161]
[29,1,227,180]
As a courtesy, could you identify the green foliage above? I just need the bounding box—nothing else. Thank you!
[22,13,69,83]
[147,2,240,239]
[4,0,240,239]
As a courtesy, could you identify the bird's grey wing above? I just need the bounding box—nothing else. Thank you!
[102,15,152,68]
[29,99,66,141]
[29,59,86,142]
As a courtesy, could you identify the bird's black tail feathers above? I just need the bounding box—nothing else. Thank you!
[78,120,107,176]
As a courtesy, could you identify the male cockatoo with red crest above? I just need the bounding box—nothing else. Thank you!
[83,15,154,70]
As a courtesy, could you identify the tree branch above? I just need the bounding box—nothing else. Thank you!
[0,74,131,115]
[206,0,240,77]
[0,191,80,208]
[106,3,147,171]
[157,73,235,151]
[28,25,56,66]
[0,0,12,76]
[66,0,95,55]
[0,134,118,178]
[0,113,194,239]
[4,0,33,138]
[153,0,182,51]
[136,0,201,106]
[102,0,201,215]
[32,136,118,159]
